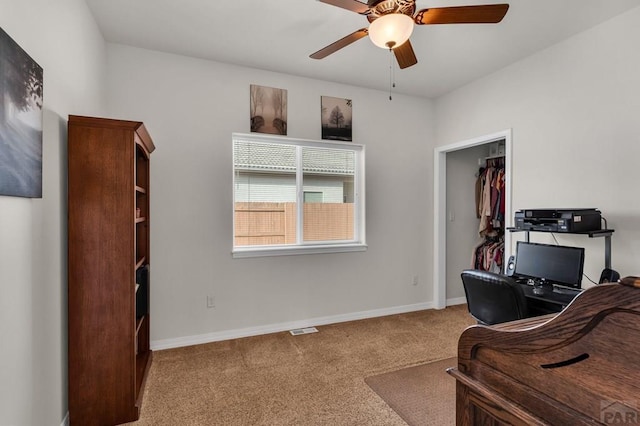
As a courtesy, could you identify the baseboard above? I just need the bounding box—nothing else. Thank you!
[151,301,434,350]
[61,412,69,426]
[446,296,467,306]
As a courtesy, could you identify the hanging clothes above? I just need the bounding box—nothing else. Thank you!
[472,156,505,272]
[471,237,504,274]
[476,157,505,237]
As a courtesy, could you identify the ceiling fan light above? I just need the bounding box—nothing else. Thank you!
[368,13,414,49]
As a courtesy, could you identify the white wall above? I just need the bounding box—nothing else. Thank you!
[0,1,106,425]
[235,174,347,203]
[446,144,490,299]
[435,6,640,286]
[105,44,435,344]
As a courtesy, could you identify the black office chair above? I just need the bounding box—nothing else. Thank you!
[461,269,529,325]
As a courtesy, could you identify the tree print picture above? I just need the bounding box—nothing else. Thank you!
[250,84,287,136]
[0,26,44,198]
[321,96,352,142]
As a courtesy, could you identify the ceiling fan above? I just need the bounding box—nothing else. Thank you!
[310,0,509,69]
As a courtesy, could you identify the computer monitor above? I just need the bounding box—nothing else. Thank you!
[514,241,585,289]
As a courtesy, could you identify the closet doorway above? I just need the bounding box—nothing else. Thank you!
[432,130,513,309]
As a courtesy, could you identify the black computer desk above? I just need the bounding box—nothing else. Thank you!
[515,280,583,316]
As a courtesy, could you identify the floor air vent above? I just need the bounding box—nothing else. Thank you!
[289,327,319,336]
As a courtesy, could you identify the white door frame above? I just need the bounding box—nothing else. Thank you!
[433,129,513,309]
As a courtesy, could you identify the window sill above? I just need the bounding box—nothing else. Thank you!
[232,243,368,258]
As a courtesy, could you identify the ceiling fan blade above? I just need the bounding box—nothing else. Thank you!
[318,0,370,14]
[310,28,369,60]
[415,4,509,25]
[394,40,418,69]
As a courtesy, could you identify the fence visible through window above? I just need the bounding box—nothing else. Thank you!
[234,202,353,246]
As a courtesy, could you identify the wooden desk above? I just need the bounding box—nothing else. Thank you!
[448,277,640,425]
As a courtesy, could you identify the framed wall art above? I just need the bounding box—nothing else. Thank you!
[250,84,287,135]
[321,96,352,141]
[0,26,43,198]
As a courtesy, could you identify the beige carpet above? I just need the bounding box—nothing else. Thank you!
[127,305,473,425]
[365,357,458,426]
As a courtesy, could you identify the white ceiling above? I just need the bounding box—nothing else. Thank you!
[85,0,640,98]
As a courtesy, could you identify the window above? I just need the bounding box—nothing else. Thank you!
[232,132,366,257]
[303,191,323,203]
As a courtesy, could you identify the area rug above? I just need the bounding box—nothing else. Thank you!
[364,357,457,426]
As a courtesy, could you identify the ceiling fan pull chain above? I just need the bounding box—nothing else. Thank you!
[389,48,394,101]
[392,53,396,89]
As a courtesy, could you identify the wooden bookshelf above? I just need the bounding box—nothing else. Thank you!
[68,115,155,425]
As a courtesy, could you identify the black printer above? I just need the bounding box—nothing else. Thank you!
[513,208,602,233]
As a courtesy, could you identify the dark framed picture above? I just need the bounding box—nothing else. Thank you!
[0,26,44,198]
[250,84,287,135]
[321,96,352,141]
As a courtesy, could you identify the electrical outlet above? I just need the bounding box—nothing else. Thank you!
[412,275,419,286]
[207,295,215,308]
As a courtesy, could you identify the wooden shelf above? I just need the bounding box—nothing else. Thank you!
[68,115,155,425]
